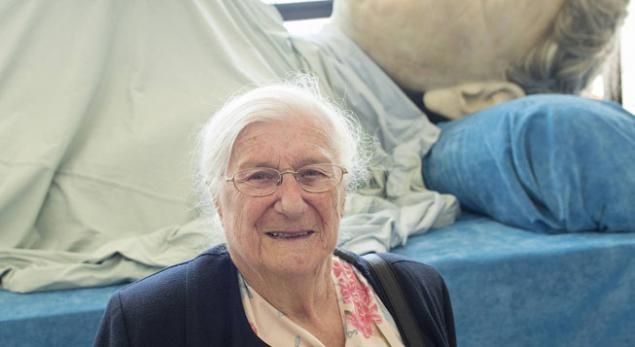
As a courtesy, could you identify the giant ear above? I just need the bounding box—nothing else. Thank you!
[423,81,525,119]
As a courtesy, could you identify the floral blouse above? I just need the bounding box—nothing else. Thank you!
[238,256,405,346]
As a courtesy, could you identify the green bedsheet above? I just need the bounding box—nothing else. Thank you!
[0,0,458,292]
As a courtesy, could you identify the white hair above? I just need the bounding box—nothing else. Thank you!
[507,0,630,94]
[196,76,368,212]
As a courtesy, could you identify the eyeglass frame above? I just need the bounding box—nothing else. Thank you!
[224,163,348,197]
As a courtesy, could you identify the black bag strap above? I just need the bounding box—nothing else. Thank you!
[364,253,425,347]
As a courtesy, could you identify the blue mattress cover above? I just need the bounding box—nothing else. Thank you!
[0,285,121,347]
[393,213,635,347]
[2,213,634,347]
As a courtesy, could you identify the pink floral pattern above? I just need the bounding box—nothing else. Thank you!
[239,257,404,346]
[333,259,383,338]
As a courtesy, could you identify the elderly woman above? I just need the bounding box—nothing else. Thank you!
[93,80,455,347]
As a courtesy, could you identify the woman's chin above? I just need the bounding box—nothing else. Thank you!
[263,248,332,277]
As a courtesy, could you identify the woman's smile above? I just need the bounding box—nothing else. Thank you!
[265,230,316,240]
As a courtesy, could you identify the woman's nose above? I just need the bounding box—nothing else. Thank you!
[274,174,307,217]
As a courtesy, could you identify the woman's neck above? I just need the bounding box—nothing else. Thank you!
[241,257,336,320]
[239,257,346,347]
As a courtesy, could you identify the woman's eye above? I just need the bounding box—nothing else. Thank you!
[301,169,327,178]
[246,171,275,181]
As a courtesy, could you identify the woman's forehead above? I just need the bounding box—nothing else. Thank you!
[229,115,338,169]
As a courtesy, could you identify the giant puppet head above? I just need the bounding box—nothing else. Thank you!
[332,0,629,118]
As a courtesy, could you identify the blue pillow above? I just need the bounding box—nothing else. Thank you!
[423,94,635,233]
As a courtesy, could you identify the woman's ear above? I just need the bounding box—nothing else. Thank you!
[338,187,347,216]
[341,191,346,215]
[215,199,223,219]
[423,81,525,119]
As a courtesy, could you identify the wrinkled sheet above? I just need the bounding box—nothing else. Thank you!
[0,0,458,292]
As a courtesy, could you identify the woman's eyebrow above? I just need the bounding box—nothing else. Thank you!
[235,160,276,169]
[235,156,334,170]
[295,157,333,167]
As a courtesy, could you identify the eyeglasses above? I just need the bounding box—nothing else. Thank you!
[225,163,348,197]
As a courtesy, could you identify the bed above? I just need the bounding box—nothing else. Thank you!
[1,1,634,346]
[2,212,634,346]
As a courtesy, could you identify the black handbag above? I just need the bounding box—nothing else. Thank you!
[363,253,425,347]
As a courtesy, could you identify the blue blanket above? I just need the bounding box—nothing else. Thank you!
[394,213,635,347]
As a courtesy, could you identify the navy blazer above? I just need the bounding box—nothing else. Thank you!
[94,245,455,346]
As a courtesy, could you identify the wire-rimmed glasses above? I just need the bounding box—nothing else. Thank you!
[225,163,348,197]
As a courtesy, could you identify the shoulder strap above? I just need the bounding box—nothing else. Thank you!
[363,253,425,347]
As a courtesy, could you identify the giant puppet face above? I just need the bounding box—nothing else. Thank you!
[332,0,566,93]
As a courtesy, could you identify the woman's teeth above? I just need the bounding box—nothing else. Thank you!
[266,231,314,239]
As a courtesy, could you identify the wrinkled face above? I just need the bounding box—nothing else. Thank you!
[216,113,346,278]
[333,0,566,91]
